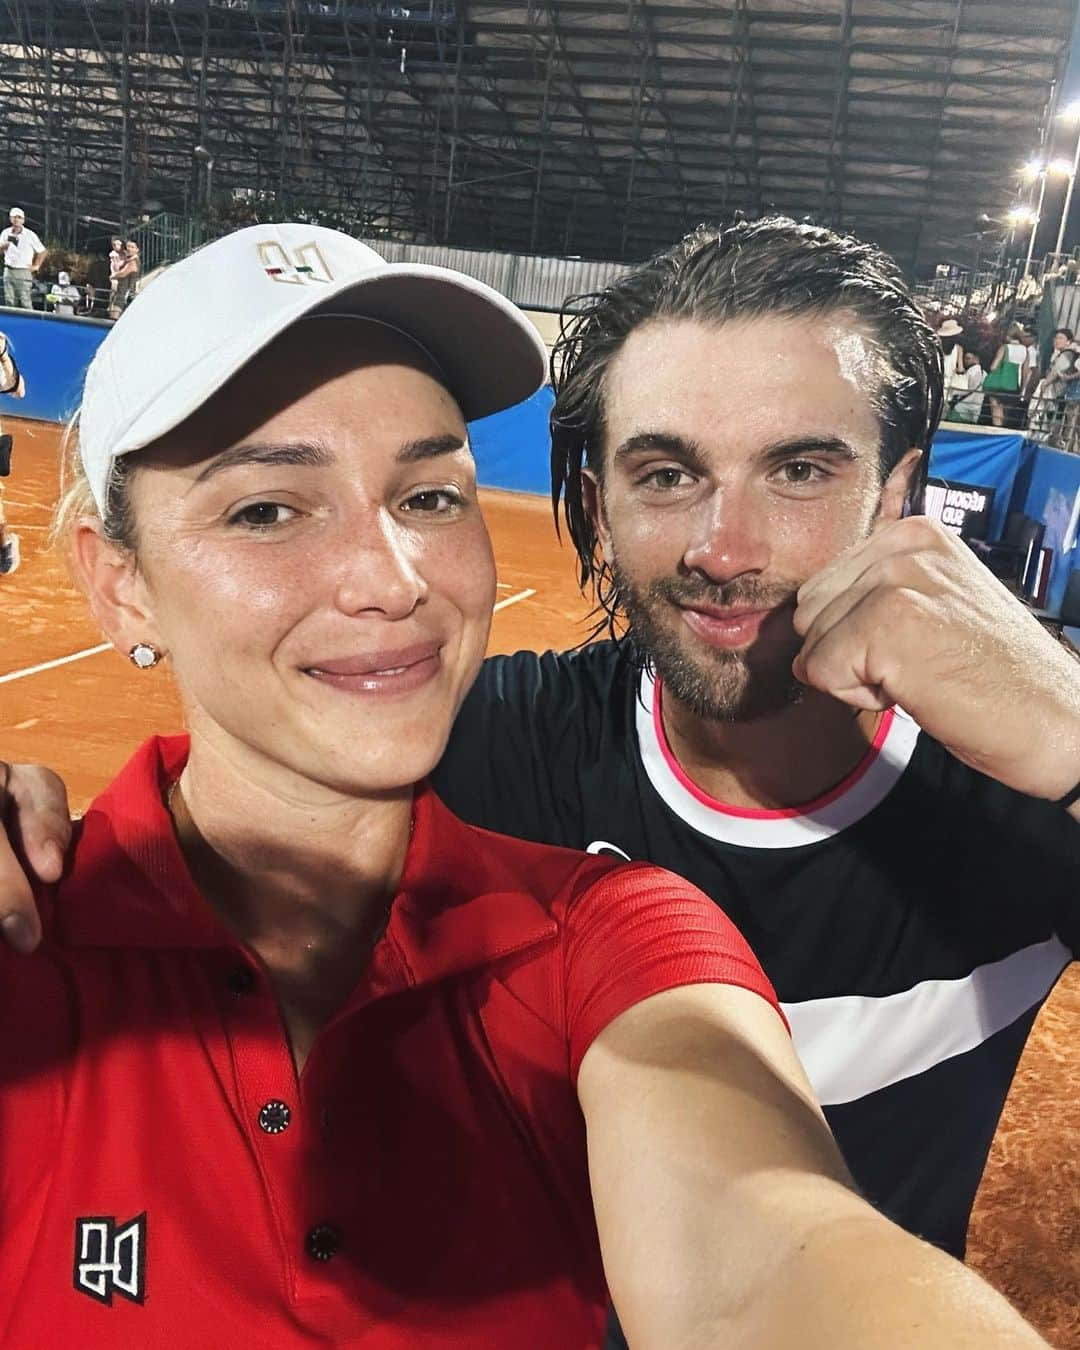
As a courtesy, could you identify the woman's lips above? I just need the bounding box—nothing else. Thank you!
[304,642,442,695]
[679,605,774,650]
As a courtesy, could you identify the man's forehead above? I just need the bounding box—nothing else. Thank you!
[603,314,882,444]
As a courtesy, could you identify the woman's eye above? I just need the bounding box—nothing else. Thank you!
[641,467,693,490]
[401,488,462,513]
[227,501,297,529]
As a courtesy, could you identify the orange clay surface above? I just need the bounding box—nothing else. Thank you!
[1,416,1077,1347]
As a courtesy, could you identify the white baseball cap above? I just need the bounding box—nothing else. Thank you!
[79,222,549,512]
[9,207,24,220]
[58,271,71,286]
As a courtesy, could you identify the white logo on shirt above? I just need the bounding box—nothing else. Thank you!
[74,1213,147,1306]
[586,840,632,861]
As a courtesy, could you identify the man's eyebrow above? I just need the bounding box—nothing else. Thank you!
[395,434,468,463]
[193,441,333,485]
[612,432,708,471]
[758,435,859,462]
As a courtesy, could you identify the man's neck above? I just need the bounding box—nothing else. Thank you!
[660,682,883,812]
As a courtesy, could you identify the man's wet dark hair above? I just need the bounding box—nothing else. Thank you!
[550,216,945,632]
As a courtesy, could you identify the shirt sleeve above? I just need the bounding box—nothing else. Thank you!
[562,862,783,1081]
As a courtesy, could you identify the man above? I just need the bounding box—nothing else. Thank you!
[0,209,45,310]
[1,218,1077,1305]
[45,270,80,317]
[0,329,25,574]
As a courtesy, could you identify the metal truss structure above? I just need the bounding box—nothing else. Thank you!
[0,0,1076,275]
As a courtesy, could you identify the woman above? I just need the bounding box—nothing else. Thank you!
[983,322,1030,427]
[936,316,966,412]
[0,226,1048,1349]
[110,239,140,317]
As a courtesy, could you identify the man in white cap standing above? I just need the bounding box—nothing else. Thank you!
[0,208,46,310]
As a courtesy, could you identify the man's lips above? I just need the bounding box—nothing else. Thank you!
[303,641,442,694]
[678,602,784,650]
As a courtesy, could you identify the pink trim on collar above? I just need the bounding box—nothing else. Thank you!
[653,679,895,821]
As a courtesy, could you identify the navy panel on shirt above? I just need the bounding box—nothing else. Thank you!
[434,640,1079,1257]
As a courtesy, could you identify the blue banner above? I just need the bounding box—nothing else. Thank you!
[926,429,1025,543]
[468,384,555,495]
[0,306,108,426]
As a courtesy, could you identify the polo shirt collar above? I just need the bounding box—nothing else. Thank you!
[55,736,556,988]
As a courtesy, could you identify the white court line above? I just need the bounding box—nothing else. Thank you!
[0,642,114,686]
[493,587,536,613]
[1,592,537,686]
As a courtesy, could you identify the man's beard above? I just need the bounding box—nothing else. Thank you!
[611,557,806,723]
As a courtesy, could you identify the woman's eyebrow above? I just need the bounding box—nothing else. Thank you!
[194,441,333,484]
[395,434,468,464]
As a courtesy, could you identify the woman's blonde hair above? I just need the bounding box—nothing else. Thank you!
[51,413,138,553]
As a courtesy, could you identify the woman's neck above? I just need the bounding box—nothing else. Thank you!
[169,729,415,1073]
[170,728,413,954]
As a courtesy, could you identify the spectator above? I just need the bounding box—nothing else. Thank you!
[1040,328,1074,399]
[0,329,25,575]
[45,270,80,317]
[936,317,966,409]
[1023,326,1040,381]
[1029,327,1075,438]
[0,208,46,310]
[948,349,985,423]
[110,239,140,318]
[982,322,1029,427]
[108,235,123,301]
[80,281,97,317]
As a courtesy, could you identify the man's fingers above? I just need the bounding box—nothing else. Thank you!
[793,589,898,712]
[797,517,955,621]
[6,764,72,884]
[0,823,42,954]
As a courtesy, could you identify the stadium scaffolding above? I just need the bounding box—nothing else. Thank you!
[0,0,1077,273]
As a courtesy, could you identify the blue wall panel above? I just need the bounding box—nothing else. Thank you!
[925,430,1025,543]
[1011,443,1080,614]
[0,308,109,426]
[468,384,554,495]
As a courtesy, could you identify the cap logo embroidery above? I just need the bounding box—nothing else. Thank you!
[73,1213,147,1306]
[257,240,333,285]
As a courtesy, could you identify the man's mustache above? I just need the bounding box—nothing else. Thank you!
[645,575,799,614]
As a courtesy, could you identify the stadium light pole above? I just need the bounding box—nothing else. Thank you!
[1021,159,1047,278]
[193,144,214,231]
[1054,101,1080,257]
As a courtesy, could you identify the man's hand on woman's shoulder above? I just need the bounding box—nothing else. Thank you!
[0,763,72,952]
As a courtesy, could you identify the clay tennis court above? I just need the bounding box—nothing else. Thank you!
[2,416,1078,1348]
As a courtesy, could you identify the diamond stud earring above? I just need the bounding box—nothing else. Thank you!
[128,643,160,670]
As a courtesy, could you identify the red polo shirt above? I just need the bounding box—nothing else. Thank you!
[0,737,777,1348]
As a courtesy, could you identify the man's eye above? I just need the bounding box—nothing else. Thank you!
[228,502,297,529]
[779,460,825,485]
[401,488,462,513]
[641,467,693,490]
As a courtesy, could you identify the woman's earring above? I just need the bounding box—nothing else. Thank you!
[128,643,160,670]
